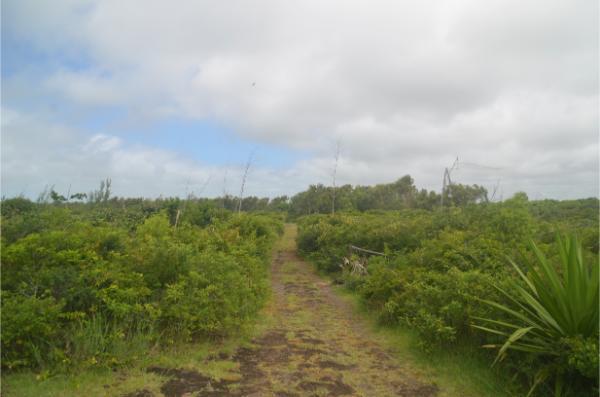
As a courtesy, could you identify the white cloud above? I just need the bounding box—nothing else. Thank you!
[1,0,598,199]
[0,108,321,199]
[83,134,122,152]
[45,71,124,107]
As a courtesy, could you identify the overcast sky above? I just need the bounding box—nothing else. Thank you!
[1,0,598,200]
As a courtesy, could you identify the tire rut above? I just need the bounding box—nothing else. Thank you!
[141,224,438,397]
[232,225,438,397]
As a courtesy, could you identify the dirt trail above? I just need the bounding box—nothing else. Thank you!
[146,224,438,397]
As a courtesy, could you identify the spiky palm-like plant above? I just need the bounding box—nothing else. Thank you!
[473,235,599,396]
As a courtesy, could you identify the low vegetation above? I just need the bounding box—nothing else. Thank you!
[296,195,599,396]
[1,197,283,373]
[2,180,598,397]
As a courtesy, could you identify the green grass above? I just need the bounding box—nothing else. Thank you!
[331,285,520,397]
[277,223,298,251]
[1,310,273,397]
[2,367,164,397]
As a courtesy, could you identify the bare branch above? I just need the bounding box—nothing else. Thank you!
[348,245,385,256]
[490,179,501,202]
[222,169,229,208]
[237,151,255,213]
[174,178,191,230]
[331,139,341,215]
[441,157,458,207]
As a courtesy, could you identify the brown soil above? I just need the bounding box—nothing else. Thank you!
[122,389,155,397]
[150,224,438,397]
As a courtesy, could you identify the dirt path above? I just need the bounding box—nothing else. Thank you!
[145,224,439,397]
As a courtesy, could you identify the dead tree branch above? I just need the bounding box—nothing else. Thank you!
[237,151,255,213]
[331,139,341,215]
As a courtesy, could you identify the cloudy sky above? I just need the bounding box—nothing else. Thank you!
[1,0,598,200]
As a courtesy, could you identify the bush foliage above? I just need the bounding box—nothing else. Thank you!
[296,197,599,396]
[1,198,283,371]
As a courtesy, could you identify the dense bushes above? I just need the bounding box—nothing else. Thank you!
[1,199,283,371]
[297,198,599,396]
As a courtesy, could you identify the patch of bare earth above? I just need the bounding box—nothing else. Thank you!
[147,224,438,397]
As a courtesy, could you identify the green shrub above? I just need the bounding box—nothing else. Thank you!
[160,249,268,340]
[1,203,282,371]
[1,292,64,369]
[296,201,599,396]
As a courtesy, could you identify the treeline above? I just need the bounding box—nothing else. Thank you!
[207,175,486,215]
[1,197,284,371]
[29,175,489,216]
[288,175,487,217]
[296,195,599,396]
